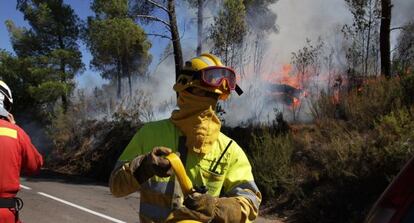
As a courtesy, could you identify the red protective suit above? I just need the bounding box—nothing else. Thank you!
[0,119,43,223]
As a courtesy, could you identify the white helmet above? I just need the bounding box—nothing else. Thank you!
[0,81,13,112]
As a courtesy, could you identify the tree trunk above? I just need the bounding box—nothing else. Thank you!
[380,0,392,77]
[167,0,183,81]
[128,75,132,96]
[122,55,132,97]
[365,0,373,75]
[60,60,68,112]
[117,59,122,98]
[58,35,68,111]
[196,0,203,55]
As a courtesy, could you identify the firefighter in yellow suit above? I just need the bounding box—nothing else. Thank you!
[109,54,261,222]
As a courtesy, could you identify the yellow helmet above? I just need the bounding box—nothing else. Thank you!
[174,53,242,100]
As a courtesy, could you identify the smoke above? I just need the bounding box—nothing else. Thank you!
[76,0,414,126]
[391,0,414,46]
[266,0,352,63]
[221,0,414,126]
[392,0,414,26]
[16,114,53,155]
[216,0,353,125]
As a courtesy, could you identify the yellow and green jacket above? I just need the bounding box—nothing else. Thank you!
[109,119,261,222]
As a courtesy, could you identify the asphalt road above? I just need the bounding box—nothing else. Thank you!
[19,172,139,223]
[16,172,275,223]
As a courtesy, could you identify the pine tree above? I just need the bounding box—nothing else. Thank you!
[5,0,83,112]
[85,0,152,98]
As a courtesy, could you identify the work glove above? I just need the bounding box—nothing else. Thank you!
[180,193,243,223]
[131,146,172,184]
[184,192,217,217]
[165,206,213,223]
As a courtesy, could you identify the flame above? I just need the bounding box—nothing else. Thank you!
[263,64,301,89]
[332,91,340,105]
[280,64,301,89]
[264,64,309,110]
[291,97,301,109]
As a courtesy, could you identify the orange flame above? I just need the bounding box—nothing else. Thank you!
[264,64,310,110]
[263,64,301,89]
[291,97,301,109]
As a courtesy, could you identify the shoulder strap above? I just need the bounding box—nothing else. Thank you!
[178,136,188,167]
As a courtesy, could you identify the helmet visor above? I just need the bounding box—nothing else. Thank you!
[200,66,237,90]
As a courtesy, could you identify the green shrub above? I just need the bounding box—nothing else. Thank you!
[310,77,403,130]
[371,108,414,173]
[248,130,297,201]
[308,90,338,120]
[292,106,414,223]
[401,73,414,106]
[343,77,403,129]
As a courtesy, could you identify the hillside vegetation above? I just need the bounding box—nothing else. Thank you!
[47,74,414,223]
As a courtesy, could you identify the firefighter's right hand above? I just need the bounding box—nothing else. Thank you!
[147,146,173,177]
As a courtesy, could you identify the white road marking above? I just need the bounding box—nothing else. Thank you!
[37,192,126,223]
[20,184,32,190]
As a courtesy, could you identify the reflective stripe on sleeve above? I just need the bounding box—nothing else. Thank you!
[141,180,175,195]
[0,127,17,139]
[226,181,261,210]
[139,202,172,221]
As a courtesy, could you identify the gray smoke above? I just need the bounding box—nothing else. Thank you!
[76,0,414,126]
[16,114,53,155]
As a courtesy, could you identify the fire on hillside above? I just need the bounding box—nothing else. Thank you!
[263,64,309,109]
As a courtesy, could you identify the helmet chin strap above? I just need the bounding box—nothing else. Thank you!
[235,85,244,96]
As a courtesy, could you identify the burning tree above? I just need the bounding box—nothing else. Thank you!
[291,38,324,89]
[289,38,324,121]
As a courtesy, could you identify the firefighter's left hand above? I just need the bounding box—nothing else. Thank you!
[183,193,217,217]
[165,206,213,223]
[184,193,243,222]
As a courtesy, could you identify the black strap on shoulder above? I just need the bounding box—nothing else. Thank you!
[178,136,188,167]
[211,140,233,174]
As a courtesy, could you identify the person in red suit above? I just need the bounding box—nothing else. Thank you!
[0,81,43,223]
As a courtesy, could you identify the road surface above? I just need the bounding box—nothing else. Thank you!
[17,171,275,222]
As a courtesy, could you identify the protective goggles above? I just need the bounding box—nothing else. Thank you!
[183,66,243,95]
